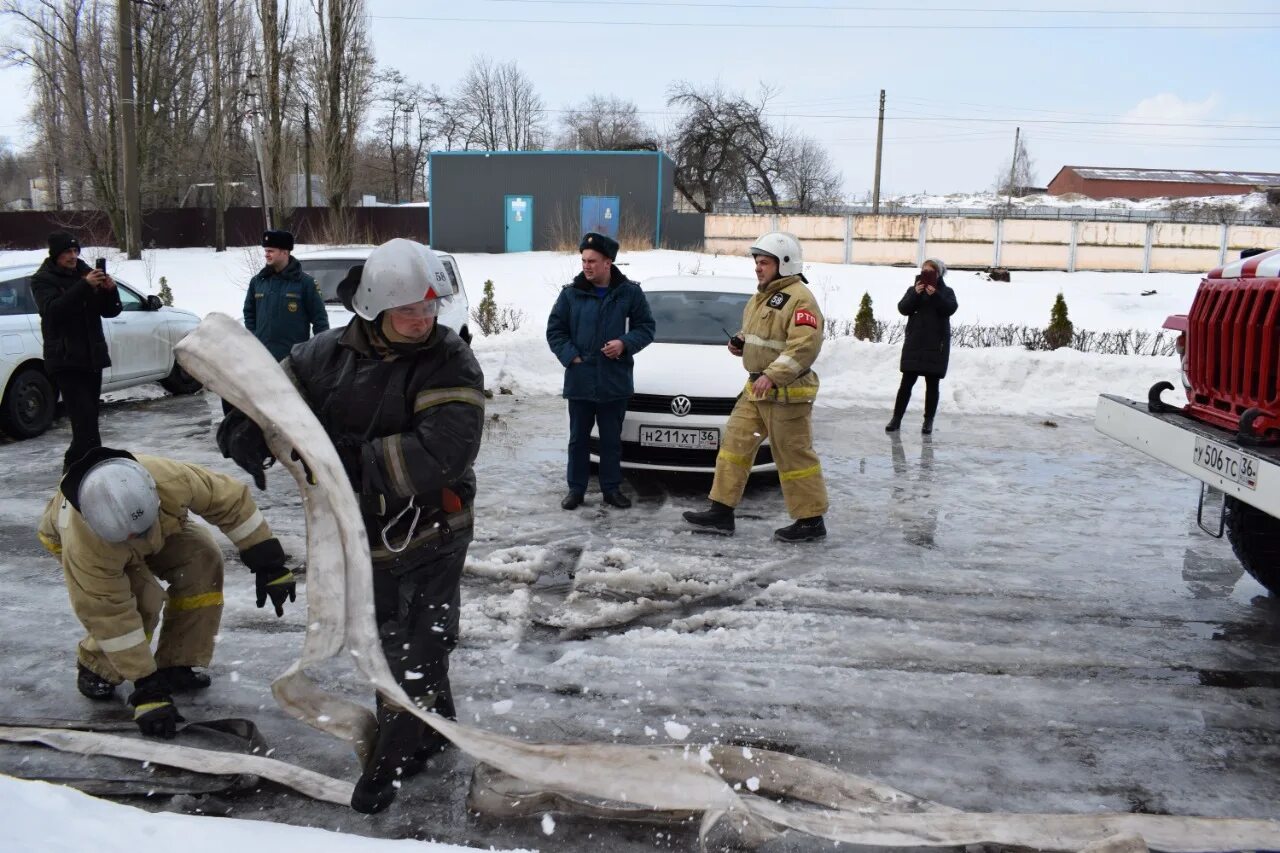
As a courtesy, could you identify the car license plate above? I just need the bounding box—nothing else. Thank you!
[1193,437,1258,490]
[639,425,719,450]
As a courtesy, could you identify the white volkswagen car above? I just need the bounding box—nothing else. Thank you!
[0,264,202,439]
[293,246,472,342]
[590,275,775,474]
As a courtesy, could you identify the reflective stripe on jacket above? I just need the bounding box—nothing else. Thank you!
[738,274,823,403]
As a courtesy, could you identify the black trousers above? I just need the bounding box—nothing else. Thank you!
[53,369,104,471]
[893,371,941,420]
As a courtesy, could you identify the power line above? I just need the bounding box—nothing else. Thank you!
[370,14,1280,29]
[472,0,1279,15]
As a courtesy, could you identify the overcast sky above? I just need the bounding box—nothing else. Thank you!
[1,0,1277,198]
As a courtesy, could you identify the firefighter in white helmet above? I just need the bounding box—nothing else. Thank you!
[37,447,295,738]
[683,231,830,541]
[220,237,486,814]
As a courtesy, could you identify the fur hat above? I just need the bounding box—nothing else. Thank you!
[48,231,80,258]
[262,229,295,251]
[579,232,619,261]
[336,264,362,312]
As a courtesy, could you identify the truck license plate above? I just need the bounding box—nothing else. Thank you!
[1193,437,1258,490]
[639,425,719,450]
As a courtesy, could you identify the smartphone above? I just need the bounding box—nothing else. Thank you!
[94,258,107,274]
[918,268,937,287]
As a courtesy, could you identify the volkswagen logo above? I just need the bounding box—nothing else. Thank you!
[670,395,692,417]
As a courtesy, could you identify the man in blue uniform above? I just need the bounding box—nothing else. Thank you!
[243,229,329,361]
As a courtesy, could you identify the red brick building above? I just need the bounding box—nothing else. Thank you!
[1047,166,1280,200]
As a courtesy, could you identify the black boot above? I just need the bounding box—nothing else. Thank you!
[682,500,735,533]
[561,491,584,510]
[157,666,212,694]
[921,417,934,435]
[602,490,632,508]
[351,703,428,814]
[77,664,117,701]
[401,688,456,778]
[774,516,827,543]
[885,415,902,432]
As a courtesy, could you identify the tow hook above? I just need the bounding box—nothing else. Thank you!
[1147,381,1176,414]
[1237,408,1273,447]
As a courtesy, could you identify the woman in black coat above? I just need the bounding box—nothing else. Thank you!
[886,258,958,435]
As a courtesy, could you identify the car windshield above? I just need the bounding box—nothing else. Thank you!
[301,259,364,303]
[648,290,751,345]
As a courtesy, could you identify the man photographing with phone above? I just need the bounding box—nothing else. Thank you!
[32,231,122,470]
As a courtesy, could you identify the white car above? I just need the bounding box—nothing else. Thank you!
[590,275,775,474]
[0,264,202,439]
[293,247,472,343]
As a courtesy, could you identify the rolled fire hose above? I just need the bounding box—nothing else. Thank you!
[4,311,1280,852]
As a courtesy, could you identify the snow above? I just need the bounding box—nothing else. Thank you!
[4,774,521,853]
[0,244,1192,418]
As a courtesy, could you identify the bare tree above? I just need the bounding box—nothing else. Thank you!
[307,0,373,228]
[994,132,1035,197]
[454,55,544,151]
[779,133,844,213]
[556,94,653,150]
[255,0,298,225]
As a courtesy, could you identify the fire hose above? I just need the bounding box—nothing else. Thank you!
[3,312,1280,852]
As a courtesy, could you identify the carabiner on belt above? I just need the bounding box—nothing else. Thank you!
[380,495,422,554]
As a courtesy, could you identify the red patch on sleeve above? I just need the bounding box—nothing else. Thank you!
[794,308,818,329]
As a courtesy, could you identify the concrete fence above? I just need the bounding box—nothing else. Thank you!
[704,213,1280,273]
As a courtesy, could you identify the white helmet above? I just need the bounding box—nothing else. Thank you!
[78,457,159,543]
[352,238,457,322]
[749,231,804,278]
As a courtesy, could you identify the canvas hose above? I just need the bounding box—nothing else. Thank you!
[3,311,1280,852]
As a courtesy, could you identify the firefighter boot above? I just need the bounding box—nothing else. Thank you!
[921,417,934,435]
[774,516,827,543]
[885,415,902,432]
[157,666,212,694]
[351,705,428,814]
[683,500,735,533]
[77,664,117,701]
[401,688,456,779]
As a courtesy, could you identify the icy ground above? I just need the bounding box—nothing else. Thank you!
[3,387,1280,851]
[2,245,1275,850]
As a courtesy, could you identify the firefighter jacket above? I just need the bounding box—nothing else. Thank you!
[282,317,486,568]
[36,455,275,681]
[243,257,329,361]
[738,274,823,403]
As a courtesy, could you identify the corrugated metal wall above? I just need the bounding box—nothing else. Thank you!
[428,151,674,253]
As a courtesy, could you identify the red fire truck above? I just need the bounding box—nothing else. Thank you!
[1096,247,1280,594]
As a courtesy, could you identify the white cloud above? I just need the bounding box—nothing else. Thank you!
[1122,93,1220,124]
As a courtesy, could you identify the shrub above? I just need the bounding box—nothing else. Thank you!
[470,280,525,336]
[1044,293,1074,350]
[853,292,876,341]
[157,276,173,307]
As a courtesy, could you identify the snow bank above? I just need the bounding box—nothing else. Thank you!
[2,773,517,853]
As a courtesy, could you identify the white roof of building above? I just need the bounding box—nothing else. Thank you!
[1063,166,1280,185]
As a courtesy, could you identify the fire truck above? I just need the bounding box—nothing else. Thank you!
[1096,247,1280,594]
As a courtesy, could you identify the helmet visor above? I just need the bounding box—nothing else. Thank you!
[389,295,450,320]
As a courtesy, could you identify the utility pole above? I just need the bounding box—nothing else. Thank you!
[871,89,885,214]
[303,103,313,208]
[116,0,142,259]
[1006,126,1021,211]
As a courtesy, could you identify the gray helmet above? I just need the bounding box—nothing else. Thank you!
[78,457,159,543]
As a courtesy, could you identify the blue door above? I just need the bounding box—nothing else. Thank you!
[580,195,620,240]
[504,195,533,252]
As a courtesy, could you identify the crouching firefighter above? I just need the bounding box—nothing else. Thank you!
[37,448,296,738]
[220,238,486,814]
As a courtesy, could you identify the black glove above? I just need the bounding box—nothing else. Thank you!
[216,408,272,490]
[129,671,183,739]
[331,435,366,490]
[240,537,296,617]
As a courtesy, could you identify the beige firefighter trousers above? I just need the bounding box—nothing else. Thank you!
[709,397,829,519]
[78,521,225,684]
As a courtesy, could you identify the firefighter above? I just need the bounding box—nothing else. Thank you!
[219,238,485,814]
[37,447,296,738]
[683,232,830,542]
